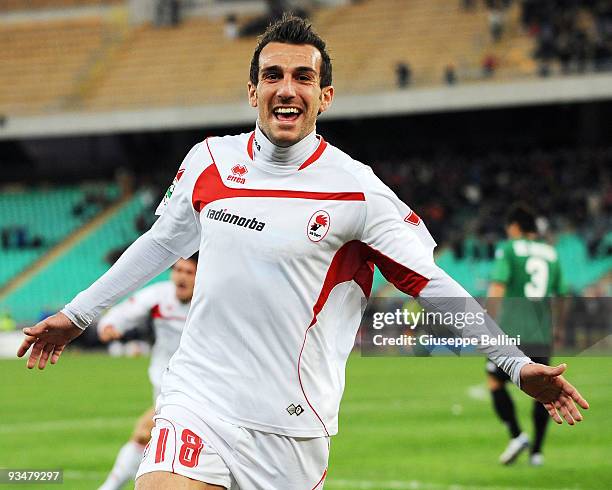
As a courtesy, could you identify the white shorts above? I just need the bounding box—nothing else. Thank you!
[136,404,329,489]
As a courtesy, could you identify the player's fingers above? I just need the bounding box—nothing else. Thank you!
[560,393,583,422]
[16,335,37,358]
[38,343,54,370]
[22,323,48,338]
[26,341,44,369]
[562,381,590,410]
[544,363,567,377]
[50,345,65,365]
[544,402,562,424]
[555,399,575,425]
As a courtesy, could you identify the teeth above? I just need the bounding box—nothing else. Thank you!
[275,107,300,114]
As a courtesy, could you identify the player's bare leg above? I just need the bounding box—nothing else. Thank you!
[98,408,155,490]
[136,472,225,489]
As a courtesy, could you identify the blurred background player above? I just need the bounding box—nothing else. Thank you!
[486,204,566,466]
[97,254,197,490]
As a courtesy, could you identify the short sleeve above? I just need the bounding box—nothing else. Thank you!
[357,165,438,297]
[150,143,205,258]
[490,242,511,284]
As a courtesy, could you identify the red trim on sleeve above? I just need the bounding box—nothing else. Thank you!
[192,139,364,211]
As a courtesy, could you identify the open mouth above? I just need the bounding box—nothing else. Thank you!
[273,106,303,122]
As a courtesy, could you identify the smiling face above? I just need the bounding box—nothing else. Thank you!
[248,42,334,147]
[171,258,197,303]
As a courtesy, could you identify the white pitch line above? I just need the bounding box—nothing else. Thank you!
[60,473,571,490]
[0,416,135,434]
[326,480,574,490]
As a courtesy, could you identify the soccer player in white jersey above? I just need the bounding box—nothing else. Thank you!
[18,15,588,490]
[97,255,197,490]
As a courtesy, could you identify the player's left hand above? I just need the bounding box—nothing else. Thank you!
[16,312,84,370]
[520,363,589,425]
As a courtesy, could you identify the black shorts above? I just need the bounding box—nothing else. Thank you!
[486,345,551,382]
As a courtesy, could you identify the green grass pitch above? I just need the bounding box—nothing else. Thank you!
[0,354,610,489]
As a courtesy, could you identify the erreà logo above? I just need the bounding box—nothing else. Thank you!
[206,208,265,231]
[227,164,248,184]
[307,210,330,242]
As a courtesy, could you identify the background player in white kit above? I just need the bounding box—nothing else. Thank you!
[18,15,588,490]
[97,255,197,490]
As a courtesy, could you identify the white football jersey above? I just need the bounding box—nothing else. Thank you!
[150,126,441,438]
[98,281,189,391]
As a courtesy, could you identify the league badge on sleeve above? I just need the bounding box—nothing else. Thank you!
[155,168,185,215]
[307,210,331,242]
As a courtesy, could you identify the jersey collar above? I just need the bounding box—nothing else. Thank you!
[246,123,327,174]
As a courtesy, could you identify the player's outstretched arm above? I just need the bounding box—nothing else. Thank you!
[16,232,182,370]
[17,312,83,370]
[520,363,589,425]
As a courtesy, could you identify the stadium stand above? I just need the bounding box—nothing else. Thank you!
[1,190,148,323]
[2,0,612,116]
[0,17,110,115]
[77,0,540,109]
[0,0,122,12]
[0,0,541,114]
[0,185,118,286]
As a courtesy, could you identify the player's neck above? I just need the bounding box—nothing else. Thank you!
[253,123,318,171]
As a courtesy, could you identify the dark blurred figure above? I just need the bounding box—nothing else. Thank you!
[444,64,458,85]
[396,62,412,88]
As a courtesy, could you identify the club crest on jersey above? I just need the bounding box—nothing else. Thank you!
[307,210,331,242]
[404,210,421,226]
[227,164,248,184]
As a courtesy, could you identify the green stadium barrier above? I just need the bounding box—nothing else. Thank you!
[0,186,119,287]
[1,191,169,325]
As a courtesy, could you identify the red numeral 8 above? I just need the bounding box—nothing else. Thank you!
[178,429,204,468]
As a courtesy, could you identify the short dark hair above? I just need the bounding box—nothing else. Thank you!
[506,204,537,234]
[249,14,332,88]
[187,252,199,264]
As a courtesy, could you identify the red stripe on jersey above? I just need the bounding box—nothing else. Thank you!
[298,241,374,436]
[310,241,374,321]
[366,246,430,297]
[151,304,162,319]
[298,138,328,171]
[246,131,328,170]
[150,304,187,322]
[246,132,255,160]
[311,467,327,489]
[192,139,365,211]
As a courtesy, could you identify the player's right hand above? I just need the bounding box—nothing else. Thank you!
[98,324,123,343]
[16,312,83,370]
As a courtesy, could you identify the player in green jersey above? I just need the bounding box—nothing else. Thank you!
[486,204,567,466]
